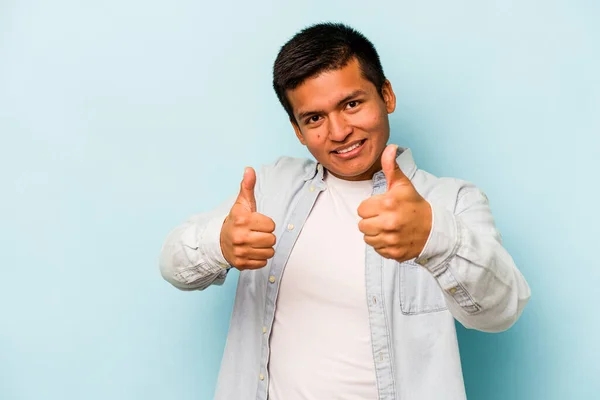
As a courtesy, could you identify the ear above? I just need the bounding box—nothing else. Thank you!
[381,80,396,114]
[291,118,307,145]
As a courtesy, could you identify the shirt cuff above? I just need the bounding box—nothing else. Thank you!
[200,214,232,270]
[414,202,460,276]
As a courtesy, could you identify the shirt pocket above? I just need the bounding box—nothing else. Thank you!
[398,260,448,315]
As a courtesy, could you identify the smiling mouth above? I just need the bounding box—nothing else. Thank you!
[332,139,366,154]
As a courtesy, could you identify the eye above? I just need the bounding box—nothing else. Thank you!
[346,100,360,109]
[306,115,321,124]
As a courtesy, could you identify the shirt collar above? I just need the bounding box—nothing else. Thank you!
[372,147,418,186]
[303,147,418,184]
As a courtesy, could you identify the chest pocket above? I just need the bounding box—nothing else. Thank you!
[399,260,448,315]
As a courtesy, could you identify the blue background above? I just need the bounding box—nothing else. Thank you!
[1,1,598,399]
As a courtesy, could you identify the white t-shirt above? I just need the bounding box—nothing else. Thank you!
[268,171,377,400]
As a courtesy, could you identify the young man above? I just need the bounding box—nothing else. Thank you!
[160,23,531,400]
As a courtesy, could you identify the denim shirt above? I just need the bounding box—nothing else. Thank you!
[159,148,531,400]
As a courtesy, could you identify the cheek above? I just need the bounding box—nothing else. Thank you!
[305,129,327,146]
[353,106,387,131]
[304,135,326,154]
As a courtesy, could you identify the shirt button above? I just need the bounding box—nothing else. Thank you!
[269,275,276,284]
[259,373,264,381]
[449,287,458,294]
[309,186,315,192]
[417,258,428,266]
[262,326,267,334]
[287,223,294,230]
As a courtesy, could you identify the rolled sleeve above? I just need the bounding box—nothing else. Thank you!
[159,196,236,291]
[414,184,530,330]
[201,214,232,270]
[415,202,459,275]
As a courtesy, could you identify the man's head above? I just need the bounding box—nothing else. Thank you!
[273,22,396,180]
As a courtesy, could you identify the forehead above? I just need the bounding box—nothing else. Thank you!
[287,59,375,116]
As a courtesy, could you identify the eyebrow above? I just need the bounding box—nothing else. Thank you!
[297,89,368,122]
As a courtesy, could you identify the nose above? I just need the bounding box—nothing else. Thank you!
[328,112,352,142]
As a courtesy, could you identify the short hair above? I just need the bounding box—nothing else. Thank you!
[273,22,387,123]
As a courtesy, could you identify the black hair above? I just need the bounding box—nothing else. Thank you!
[273,22,387,124]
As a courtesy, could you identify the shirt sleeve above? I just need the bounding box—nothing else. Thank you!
[415,184,531,332]
[159,159,280,291]
[159,195,235,291]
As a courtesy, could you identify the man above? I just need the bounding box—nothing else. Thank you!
[160,22,531,400]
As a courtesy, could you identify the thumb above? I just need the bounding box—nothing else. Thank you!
[381,144,406,191]
[237,167,257,212]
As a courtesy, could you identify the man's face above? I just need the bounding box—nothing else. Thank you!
[287,58,396,181]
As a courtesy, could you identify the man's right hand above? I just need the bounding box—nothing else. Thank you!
[220,167,276,270]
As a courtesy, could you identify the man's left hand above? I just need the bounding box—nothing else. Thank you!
[357,144,432,263]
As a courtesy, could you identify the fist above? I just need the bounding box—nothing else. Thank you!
[220,167,277,270]
[357,145,432,262]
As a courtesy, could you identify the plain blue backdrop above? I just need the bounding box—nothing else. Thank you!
[1,1,598,399]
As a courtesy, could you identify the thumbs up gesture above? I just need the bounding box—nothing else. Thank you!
[220,167,277,270]
[357,145,432,262]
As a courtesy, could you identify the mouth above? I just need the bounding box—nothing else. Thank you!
[331,139,367,159]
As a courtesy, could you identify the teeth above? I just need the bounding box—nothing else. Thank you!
[337,142,361,154]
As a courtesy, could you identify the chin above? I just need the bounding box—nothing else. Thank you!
[327,163,375,180]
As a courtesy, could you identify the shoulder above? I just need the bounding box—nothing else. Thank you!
[412,169,489,213]
[257,156,317,191]
[270,156,316,172]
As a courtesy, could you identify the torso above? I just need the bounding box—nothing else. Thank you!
[268,171,378,400]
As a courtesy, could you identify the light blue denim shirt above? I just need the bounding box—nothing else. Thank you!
[159,148,531,400]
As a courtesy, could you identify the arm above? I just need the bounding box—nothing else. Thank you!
[159,165,275,291]
[159,195,235,291]
[416,185,531,332]
[358,145,530,332]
